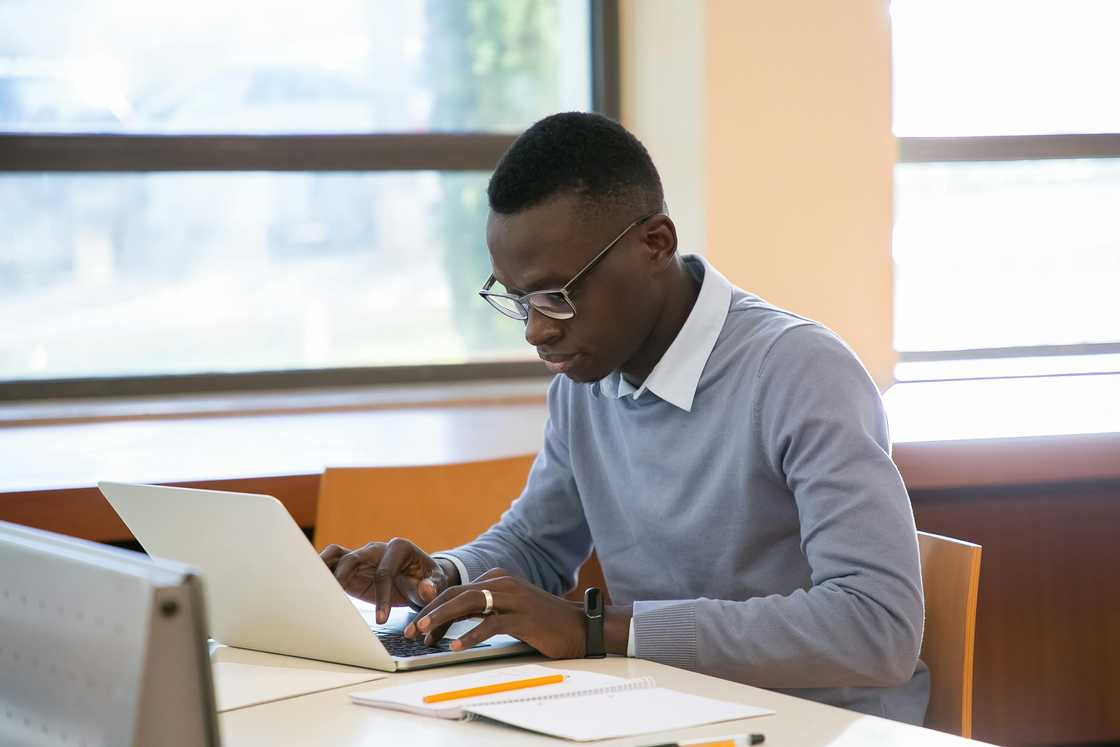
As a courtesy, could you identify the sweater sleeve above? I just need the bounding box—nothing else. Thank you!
[438,377,592,595]
[632,325,925,689]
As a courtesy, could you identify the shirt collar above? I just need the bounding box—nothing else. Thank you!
[597,254,732,412]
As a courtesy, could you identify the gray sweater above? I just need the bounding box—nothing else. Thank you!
[444,257,929,724]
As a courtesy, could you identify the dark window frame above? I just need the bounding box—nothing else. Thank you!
[0,0,620,402]
[896,130,1120,368]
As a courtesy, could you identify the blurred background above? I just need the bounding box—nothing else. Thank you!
[2,4,1120,747]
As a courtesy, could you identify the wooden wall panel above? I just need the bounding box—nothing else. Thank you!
[912,481,1120,747]
[0,475,321,542]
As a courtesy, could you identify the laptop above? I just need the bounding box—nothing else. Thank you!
[98,481,533,671]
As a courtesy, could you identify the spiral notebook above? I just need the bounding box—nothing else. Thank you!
[349,664,773,741]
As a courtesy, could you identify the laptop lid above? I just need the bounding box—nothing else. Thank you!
[98,481,398,670]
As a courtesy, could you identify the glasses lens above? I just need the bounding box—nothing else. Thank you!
[529,292,575,320]
[483,293,528,320]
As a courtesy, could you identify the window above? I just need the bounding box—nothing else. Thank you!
[891,0,1120,380]
[0,0,617,399]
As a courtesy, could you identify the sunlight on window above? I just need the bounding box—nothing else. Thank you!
[893,159,1120,353]
[892,0,1120,136]
[884,373,1120,441]
[0,172,532,380]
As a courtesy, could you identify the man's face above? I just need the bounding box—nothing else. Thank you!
[485,193,660,383]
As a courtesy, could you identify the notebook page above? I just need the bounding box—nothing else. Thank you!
[464,686,774,741]
[349,664,627,720]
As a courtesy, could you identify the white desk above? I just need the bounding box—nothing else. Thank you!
[210,644,385,713]
[219,655,993,747]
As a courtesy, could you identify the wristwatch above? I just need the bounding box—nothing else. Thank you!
[583,586,606,658]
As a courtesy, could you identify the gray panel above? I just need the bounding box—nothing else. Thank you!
[0,521,220,747]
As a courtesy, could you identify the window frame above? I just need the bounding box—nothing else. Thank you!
[896,134,1120,372]
[0,0,620,402]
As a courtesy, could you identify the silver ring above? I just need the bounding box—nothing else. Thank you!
[480,588,494,616]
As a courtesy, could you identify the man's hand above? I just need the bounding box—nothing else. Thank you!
[402,568,586,659]
[320,538,459,625]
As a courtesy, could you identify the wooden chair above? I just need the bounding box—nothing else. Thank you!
[314,454,607,602]
[917,530,982,738]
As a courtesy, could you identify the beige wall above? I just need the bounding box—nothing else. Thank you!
[618,0,707,257]
[621,0,896,387]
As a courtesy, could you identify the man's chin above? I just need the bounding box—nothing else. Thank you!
[562,362,609,385]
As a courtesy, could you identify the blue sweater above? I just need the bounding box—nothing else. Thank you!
[445,257,929,724]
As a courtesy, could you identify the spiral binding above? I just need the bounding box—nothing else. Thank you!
[462,676,656,721]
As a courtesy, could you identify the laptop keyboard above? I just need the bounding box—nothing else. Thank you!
[374,629,453,658]
[373,629,491,658]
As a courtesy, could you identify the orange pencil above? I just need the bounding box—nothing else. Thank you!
[422,673,565,704]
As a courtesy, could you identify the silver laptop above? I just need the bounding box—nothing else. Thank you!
[98,481,532,671]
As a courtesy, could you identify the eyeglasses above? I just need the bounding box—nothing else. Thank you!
[479,211,658,321]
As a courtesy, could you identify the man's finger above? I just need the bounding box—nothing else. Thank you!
[373,538,414,625]
[401,552,446,608]
[418,586,481,645]
[320,544,349,571]
[406,583,457,638]
[420,589,471,644]
[410,573,466,621]
[416,585,502,639]
[333,543,378,590]
[417,576,441,604]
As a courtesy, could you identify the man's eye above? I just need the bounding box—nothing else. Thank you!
[536,293,568,308]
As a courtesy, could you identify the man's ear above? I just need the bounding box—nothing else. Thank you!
[642,214,679,271]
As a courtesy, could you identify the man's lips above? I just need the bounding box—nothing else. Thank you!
[538,352,582,374]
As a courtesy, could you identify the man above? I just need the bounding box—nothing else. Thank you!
[322,112,929,723]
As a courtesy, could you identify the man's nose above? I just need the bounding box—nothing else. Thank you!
[524,308,563,347]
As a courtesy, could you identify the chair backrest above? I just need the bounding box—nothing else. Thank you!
[314,455,607,601]
[917,530,982,738]
[315,455,536,554]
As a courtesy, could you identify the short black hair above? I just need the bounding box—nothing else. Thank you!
[487,112,664,216]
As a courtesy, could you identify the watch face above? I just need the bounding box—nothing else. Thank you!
[583,586,606,658]
[584,586,603,616]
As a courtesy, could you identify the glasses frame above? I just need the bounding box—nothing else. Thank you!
[479,210,659,321]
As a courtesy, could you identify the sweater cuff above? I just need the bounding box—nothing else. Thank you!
[431,547,491,585]
[632,600,699,670]
[430,553,471,585]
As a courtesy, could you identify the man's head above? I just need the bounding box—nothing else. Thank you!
[483,112,683,384]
